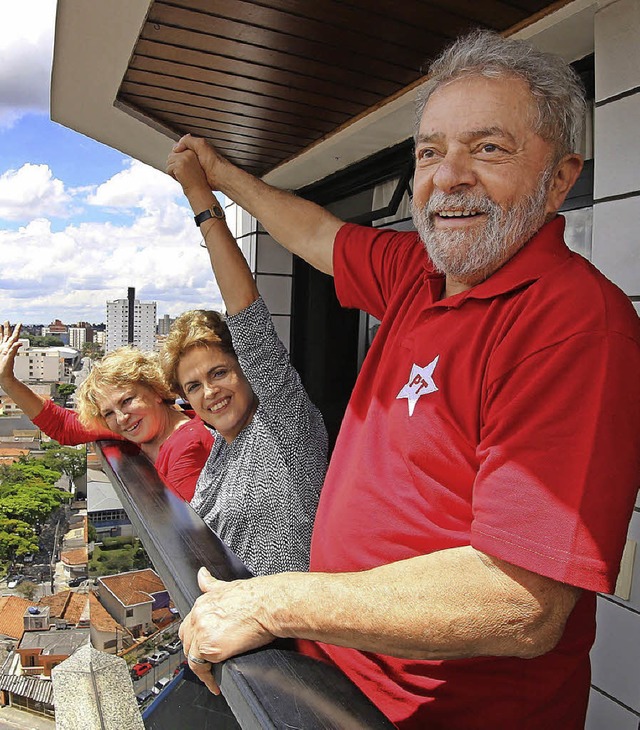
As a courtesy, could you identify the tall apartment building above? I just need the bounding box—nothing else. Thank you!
[106,288,157,353]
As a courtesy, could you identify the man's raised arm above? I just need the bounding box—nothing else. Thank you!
[173,135,344,276]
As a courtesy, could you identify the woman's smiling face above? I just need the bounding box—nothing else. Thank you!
[97,383,167,444]
[176,344,257,443]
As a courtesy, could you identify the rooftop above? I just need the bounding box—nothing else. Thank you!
[19,627,90,656]
[0,597,34,641]
[99,569,166,607]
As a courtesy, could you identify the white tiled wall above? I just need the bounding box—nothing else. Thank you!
[587,0,640,727]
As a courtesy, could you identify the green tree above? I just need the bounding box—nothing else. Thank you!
[88,521,98,543]
[57,383,76,399]
[0,517,39,560]
[81,342,104,359]
[26,335,64,347]
[0,462,62,491]
[40,446,87,483]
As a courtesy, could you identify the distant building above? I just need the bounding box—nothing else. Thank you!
[86,469,134,539]
[106,287,156,353]
[13,344,81,384]
[157,314,173,335]
[68,325,93,350]
[42,319,69,345]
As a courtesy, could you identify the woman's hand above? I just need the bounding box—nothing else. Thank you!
[170,135,226,192]
[166,147,211,197]
[0,321,23,388]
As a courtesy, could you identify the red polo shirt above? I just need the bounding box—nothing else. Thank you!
[302,217,640,729]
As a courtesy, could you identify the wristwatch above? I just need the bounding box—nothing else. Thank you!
[194,203,225,226]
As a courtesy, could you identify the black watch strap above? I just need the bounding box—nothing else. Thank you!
[194,204,225,226]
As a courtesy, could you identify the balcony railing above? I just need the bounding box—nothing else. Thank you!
[97,440,394,730]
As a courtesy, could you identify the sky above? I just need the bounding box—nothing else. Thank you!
[0,0,223,326]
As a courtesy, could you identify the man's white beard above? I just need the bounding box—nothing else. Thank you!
[411,170,552,284]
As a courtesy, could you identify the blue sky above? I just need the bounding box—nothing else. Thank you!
[0,1,223,325]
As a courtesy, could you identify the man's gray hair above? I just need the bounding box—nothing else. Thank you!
[415,30,587,160]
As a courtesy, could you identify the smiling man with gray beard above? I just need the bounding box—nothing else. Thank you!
[173,30,640,730]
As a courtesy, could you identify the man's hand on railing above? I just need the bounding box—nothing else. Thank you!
[180,566,277,695]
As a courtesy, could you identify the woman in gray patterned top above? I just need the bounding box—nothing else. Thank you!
[165,148,328,577]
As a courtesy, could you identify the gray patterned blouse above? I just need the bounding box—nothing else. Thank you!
[190,297,328,576]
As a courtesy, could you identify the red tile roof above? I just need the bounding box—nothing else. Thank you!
[99,569,166,607]
[88,593,122,634]
[61,547,88,566]
[0,596,33,641]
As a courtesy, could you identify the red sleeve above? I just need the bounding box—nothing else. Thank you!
[154,416,214,501]
[471,331,640,593]
[333,223,428,319]
[31,399,119,445]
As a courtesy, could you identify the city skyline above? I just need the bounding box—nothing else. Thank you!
[0,1,225,326]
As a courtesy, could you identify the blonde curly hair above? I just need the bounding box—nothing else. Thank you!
[160,310,235,396]
[76,347,175,430]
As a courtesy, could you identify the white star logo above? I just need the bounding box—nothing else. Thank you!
[396,356,439,416]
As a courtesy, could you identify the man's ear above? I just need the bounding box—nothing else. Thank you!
[545,154,584,215]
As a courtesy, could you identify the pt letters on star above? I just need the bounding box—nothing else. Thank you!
[396,356,439,416]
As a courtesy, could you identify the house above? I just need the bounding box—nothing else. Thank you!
[97,569,169,638]
[50,0,640,726]
[87,593,129,655]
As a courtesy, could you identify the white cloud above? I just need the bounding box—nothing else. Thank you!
[0,201,224,325]
[0,1,56,128]
[87,159,185,211]
[0,164,74,220]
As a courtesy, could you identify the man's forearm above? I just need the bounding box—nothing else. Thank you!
[184,546,582,672]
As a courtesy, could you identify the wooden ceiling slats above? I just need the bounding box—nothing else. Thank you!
[120,82,336,136]
[421,0,531,28]
[133,39,384,106]
[139,25,406,95]
[130,56,367,116]
[118,0,561,175]
[125,69,352,125]
[339,0,534,31]
[123,96,323,144]
[132,105,319,149]
[157,0,444,71]
[220,0,456,48]
[124,100,319,146]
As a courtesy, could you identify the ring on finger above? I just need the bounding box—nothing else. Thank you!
[188,654,209,665]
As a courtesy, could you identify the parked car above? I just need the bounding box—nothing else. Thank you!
[7,575,24,589]
[136,689,154,706]
[131,661,153,681]
[173,660,188,678]
[161,638,182,655]
[151,676,172,695]
[68,576,87,587]
[148,650,169,666]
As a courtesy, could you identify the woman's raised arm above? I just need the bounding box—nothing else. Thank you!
[167,150,259,316]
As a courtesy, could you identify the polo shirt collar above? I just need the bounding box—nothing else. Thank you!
[427,215,571,308]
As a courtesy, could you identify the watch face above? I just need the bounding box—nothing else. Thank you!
[212,204,224,218]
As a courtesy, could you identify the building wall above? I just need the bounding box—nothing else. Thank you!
[13,349,65,383]
[97,587,151,635]
[106,297,157,352]
[586,1,640,727]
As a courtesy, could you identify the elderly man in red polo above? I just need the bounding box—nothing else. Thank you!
[173,30,640,730]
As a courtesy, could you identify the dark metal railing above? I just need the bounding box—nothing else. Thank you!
[97,440,394,730]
